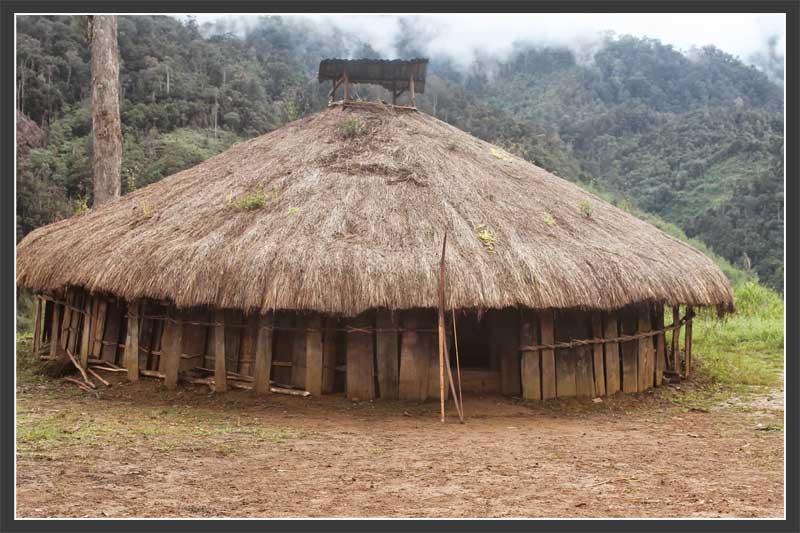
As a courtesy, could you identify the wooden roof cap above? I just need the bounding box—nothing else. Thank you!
[318,58,429,94]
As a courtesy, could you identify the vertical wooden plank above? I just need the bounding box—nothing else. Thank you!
[426,324,447,400]
[49,301,61,359]
[137,301,155,372]
[322,317,337,394]
[291,314,307,389]
[520,309,541,401]
[685,306,693,379]
[235,314,256,376]
[620,307,639,393]
[603,312,621,395]
[253,312,273,395]
[224,309,243,376]
[638,306,655,391]
[305,315,324,396]
[671,305,681,380]
[162,313,183,389]
[42,300,53,345]
[149,317,164,371]
[60,291,73,351]
[555,311,578,398]
[376,310,400,400]
[346,312,375,400]
[125,302,140,381]
[178,309,209,373]
[399,311,428,401]
[66,291,83,355]
[213,309,227,393]
[100,302,122,363]
[654,305,666,386]
[540,310,556,400]
[79,296,93,369]
[574,313,595,398]
[591,312,606,396]
[496,309,521,396]
[272,312,294,386]
[91,299,107,359]
[32,296,43,355]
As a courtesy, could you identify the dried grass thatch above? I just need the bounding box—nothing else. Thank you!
[17,103,734,316]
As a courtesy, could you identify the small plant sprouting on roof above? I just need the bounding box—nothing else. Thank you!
[490,147,513,162]
[341,117,365,139]
[544,214,556,227]
[446,141,459,151]
[288,207,299,215]
[140,201,152,219]
[73,197,89,216]
[475,225,495,252]
[230,189,267,211]
[579,199,593,218]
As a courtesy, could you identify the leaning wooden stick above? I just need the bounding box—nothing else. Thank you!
[437,232,448,423]
[87,367,111,387]
[65,348,95,388]
[451,308,465,422]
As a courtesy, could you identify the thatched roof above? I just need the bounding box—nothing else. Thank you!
[17,103,734,316]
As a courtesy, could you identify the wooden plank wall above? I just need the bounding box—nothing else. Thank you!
[346,311,375,400]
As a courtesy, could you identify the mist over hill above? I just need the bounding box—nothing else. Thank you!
[16,15,784,290]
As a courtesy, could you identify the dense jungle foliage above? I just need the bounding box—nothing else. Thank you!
[16,15,784,290]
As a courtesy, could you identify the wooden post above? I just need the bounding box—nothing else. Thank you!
[409,67,416,107]
[49,301,61,359]
[604,312,621,395]
[224,309,243,379]
[637,306,655,391]
[671,305,681,378]
[574,313,595,398]
[214,310,227,393]
[540,310,556,400]
[125,302,140,381]
[346,312,375,400]
[91,299,108,359]
[66,291,82,356]
[375,310,399,400]
[620,307,639,393]
[495,309,521,396]
[253,312,273,395]
[162,313,183,390]
[100,302,122,364]
[654,305,666,386]
[291,314,307,389]
[60,291,72,351]
[520,310,541,400]
[305,314,324,396]
[236,314,257,376]
[591,312,606,396]
[32,296,43,355]
[322,317,337,394]
[79,296,93,369]
[343,71,350,102]
[555,312,578,398]
[685,306,693,379]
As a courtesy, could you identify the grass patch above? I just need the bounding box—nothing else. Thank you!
[229,189,267,211]
[341,117,365,139]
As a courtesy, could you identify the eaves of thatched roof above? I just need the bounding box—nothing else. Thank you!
[16,104,735,316]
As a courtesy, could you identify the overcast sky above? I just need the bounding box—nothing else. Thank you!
[187,13,785,67]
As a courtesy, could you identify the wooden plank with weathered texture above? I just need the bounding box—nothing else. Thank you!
[79,296,92,369]
[305,315,324,396]
[653,305,666,386]
[540,310,556,400]
[49,301,61,359]
[32,296,43,355]
[346,312,375,400]
[638,306,655,391]
[591,312,606,396]
[399,311,428,401]
[604,312,621,395]
[253,313,273,395]
[322,317,337,394]
[671,305,680,376]
[495,309,521,396]
[66,291,83,356]
[376,310,400,400]
[161,314,183,389]
[137,302,155,371]
[555,311,578,398]
[272,313,294,386]
[574,313,595,398]
[685,306,693,379]
[60,291,73,351]
[180,309,210,373]
[213,310,227,393]
[125,302,140,381]
[520,309,541,401]
[426,321,447,400]
[291,314,307,389]
[91,299,108,359]
[619,307,639,393]
[224,309,243,376]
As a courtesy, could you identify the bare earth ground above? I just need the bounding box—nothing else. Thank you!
[16,374,784,518]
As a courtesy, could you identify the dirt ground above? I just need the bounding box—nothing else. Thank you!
[16,373,784,518]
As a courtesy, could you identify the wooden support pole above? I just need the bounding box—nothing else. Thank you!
[253,313,273,395]
[162,315,183,390]
[60,291,72,351]
[91,299,107,359]
[322,317,337,394]
[346,312,375,400]
[620,307,639,393]
[672,305,681,380]
[520,309,541,401]
[591,312,606,396]
[603,312,621,395]
[654,305,666,386]
[291,314,307,389]
[49,302,61,359]
[79,296,93,369]
[375,310,399,400]
[214,310,227,393]
[540,310,556,400]
[399,311,428,401]
[343,71,350,101]
[32,296,43,355]
[409,67,416,107]
[124,302,140,381]
[685,306,693,379]
[66,291,82,356]
[637,306,655,391]
[305,315,324,396]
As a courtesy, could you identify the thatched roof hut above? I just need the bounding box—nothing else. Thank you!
[18,83,733,403]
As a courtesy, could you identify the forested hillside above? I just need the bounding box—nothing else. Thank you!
[16,15,784,290]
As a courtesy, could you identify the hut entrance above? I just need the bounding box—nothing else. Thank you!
[452,312,491,369]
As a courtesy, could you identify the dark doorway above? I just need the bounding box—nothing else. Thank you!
[451,311,491,369]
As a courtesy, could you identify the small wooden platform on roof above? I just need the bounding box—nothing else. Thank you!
[318,57,428,107]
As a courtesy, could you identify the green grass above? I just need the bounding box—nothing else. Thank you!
[692,281,784,391]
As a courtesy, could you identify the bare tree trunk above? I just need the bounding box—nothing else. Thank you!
[91,15,122,207]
